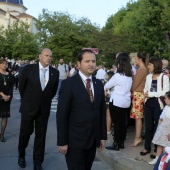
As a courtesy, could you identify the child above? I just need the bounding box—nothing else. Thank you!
[104,71,114,134]
[148,91,170,165]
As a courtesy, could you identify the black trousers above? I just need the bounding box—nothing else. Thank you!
[15,77,19,89]
[109,103,127,142]
[144,100,162,151]
[18,110,49,164]
[65,142,96,170]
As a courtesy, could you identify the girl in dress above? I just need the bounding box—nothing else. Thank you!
[148,91,170,164]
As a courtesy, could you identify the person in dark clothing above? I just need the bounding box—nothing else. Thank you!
[57,49,107,170]
[0,59,14,142]
[18,49,59,170]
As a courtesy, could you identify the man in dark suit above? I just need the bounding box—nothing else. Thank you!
[57,49,107,170]
[18,48,59,170]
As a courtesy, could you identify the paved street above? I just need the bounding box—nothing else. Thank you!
[0,89,111,170]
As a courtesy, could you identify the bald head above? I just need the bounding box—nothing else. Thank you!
[39,48,52,67]
[40,48,52,55]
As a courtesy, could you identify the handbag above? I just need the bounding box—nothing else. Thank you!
[160,75,166,106]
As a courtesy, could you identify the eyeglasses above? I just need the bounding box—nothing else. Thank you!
[164,72,169,75]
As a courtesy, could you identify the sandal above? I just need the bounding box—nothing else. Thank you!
[131,137,142,147]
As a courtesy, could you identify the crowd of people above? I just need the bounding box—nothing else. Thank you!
[0,50,170,170]
[100,54,170,170]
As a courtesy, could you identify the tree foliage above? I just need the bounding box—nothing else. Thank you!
[2,1,170,66]
[0,21,39,59]
[105,0,170,59]
[36,9,100,63]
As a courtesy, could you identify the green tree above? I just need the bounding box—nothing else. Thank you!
[0,21,39,59]
[36,9,100,63]
[105,0,170,58]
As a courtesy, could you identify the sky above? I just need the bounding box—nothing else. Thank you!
[23,0,132,27]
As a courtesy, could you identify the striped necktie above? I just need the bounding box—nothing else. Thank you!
[40,68,47,90]
[86,79,94,103]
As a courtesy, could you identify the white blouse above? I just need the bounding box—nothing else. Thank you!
[105,73,132,108]
[144,73,170,110]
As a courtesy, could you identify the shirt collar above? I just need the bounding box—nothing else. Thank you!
[39,62,49,70]
[79,71,92,82]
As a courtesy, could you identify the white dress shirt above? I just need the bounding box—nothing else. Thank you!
[39,62,49,86]
[70,68,75,76]
[96,68,106,80]
[105,73,132,108]
[79,71,94,96]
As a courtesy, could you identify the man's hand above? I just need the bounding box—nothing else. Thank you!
[58,145,68,155]
[3,95,10,102]
[98,140,106,152]
[1,93,10,102]
[167,134,170,141]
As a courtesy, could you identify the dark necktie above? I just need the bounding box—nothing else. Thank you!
[86,79,94,103]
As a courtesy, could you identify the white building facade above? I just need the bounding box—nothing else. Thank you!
[0,0,37,34]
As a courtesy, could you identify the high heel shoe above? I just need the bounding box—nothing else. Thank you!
[131,137,142,147]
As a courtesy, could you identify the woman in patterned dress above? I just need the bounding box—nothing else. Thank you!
[130,52,148,147]
[0,59,13,142]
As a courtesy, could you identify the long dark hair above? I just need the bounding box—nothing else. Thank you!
[137,52,149,67]
[107,71,114,80]
[117,53,132,77]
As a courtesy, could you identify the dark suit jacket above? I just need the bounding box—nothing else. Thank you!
[57,73,107,149]
[19,64,59,118]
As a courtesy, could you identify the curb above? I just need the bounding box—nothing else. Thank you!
[96,149,154,170]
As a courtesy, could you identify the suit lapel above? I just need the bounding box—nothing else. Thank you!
[92,77,97,104]
[34,64,42,90]
[76,73,88,94]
